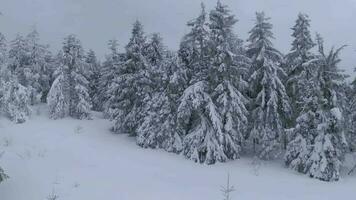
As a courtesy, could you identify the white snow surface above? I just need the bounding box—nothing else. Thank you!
[0,105,355,200]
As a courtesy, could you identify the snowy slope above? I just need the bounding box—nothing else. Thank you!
[0,106,355,200]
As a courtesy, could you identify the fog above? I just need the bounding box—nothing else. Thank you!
[1,0,356,78]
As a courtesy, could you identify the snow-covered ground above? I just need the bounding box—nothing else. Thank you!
[0,106,355,200]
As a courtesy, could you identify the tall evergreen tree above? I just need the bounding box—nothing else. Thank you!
[285,13,315,122]
[306,40,348,181]
[100,39,124,116]
[85,49,101,111]
[47,35,91,119]
[110,21,150,135]
[177,2,249,164]
[8,34,30,86]
[286,35,348,181]
[0,33,31,123]
[178,3,209,87]
[247,12,291,159]
[137,40,183,152]
[349,77,356,151]
[26,29,54,103]
[207,1,249,160]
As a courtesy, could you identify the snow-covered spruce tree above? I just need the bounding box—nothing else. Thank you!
[0,33,31,123]
[286,34,348,181]
[306,38,348,181]
[0,33,7,68]
[8,34,29,86]
[284,14,319,172]
[110,21,150,135]
[137,42,183,152]
[349,77,356,151]
[246,12,291,159]
[284,58,320,173]
[177,2,248,164]
[178,3,209,87]
[207,1,249,160]
[285,13,315,123]
[0,32,8,114]
[47,35,92,119]
[26,29,54,103]
[85,49,101,111]
[176,3,213,163]
[100,39,123,116]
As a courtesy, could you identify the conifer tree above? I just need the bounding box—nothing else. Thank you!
[110,21,150,135]
[0,33,31,123]
[178,3,209,87]
[26,29,54,103]
[137,47,183,152]
[286,34,348,181]
[178,2,249,164]
[100,39,122,115]
[247,12,291,159]
[0,32,8,116]
[207,1,249,160]
[306,40,348,181]
[285,13,315,122]
[349,77,356,151]
[48,35,91,119]
[85,49,101,111]
[8,34,30,86]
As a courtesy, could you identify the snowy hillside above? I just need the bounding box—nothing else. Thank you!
[0,106,355,200]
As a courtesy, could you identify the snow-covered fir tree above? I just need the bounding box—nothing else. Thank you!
[8,34,30,86]
[349,77,356,151]
[177,2,249,164]
[284,14,319,172]
[178,3,209,87]
[286,34,348,181]
[0,33,7,67]
[284,58,320,173]
[0,33,31,123]
[85,49,101,111]
[100,39,122,116]
[47,35,92,119]
[205,1,249,160]
[110,20,151,135]
[137,45,183,152]
[246,12,291,159]
[8,30,53,105]
[176,3,213,163]
[306,39,348,181]
[285,13,315,123]
[26,29,54,103]
[0,32,8,115]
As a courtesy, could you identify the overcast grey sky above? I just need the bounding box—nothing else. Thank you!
[1,0,356,78]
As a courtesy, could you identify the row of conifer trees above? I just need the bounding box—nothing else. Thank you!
[1,2,356,182]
